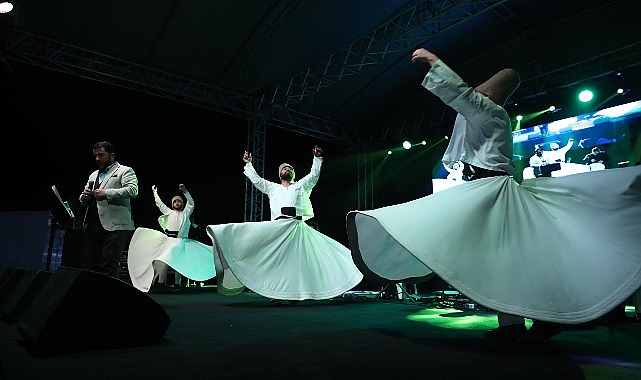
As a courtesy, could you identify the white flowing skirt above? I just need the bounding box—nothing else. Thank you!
[206,219,364,301]
[346,166,641,324]
[127,227,216,292]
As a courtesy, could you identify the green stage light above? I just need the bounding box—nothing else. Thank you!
[406,306,533,330]
[513,118,521,131]
[578,89,594,102]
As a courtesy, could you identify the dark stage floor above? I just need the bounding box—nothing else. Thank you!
[1,284,641,380]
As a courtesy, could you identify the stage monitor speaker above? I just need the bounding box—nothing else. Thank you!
[0,269,52,323]
[0,267,29,304]
[17,267,171,352]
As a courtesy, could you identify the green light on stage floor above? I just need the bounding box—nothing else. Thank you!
[406,307,533,330]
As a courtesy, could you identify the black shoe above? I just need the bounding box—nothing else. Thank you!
[269,299,300,306]
[518,321,561,343]
[484,324,527,340]
[149,285,165,294]
[149,283,180,294]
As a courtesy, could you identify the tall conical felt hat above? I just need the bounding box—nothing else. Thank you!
[474,68,520,106]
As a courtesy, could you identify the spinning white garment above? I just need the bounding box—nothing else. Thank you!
[206,218,363,300]
[127,227,216,292]
[347,166,641,324]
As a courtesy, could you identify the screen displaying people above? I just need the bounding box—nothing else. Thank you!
[583,146,611,169]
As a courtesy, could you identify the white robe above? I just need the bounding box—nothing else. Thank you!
[128,228,216,292]
[243,156,322,221]
[346,166,641,324]
[127,190,215,292]
[206,218,363,300]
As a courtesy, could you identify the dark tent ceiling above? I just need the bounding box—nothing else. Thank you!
[3,0,641,146]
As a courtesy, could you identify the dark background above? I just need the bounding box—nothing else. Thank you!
[1,61,443,248]
[2,0,641,249]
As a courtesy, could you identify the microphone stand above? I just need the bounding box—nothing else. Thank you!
[45,217,58,272]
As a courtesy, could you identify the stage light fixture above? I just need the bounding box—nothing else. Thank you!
[421,140,426,145]
[0,2,13,14]
[592,88,629,110]
[402,141,411,150]
[516,106,557,127]
[578,90,594,103]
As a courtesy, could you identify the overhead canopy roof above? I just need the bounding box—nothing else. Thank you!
[3,0,640,146]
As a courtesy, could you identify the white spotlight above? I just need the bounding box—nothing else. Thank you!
[0,2,13,14]
[402,141,411,150]
[578,90,593,102]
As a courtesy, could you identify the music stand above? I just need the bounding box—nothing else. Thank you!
[41,185,75,271]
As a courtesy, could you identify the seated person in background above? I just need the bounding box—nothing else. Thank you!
[543,138,574,163]
[529,146,549,177]
[583,146,611,169]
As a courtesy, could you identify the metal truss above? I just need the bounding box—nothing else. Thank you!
[370,40,641,144]
[355,147,376,212]
[0,1,515,149]
[262,0,510,109]
[514,42,641,105]
[0,27,354,146]
[244,122,266,222]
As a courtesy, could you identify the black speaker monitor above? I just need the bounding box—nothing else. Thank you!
[17,267,171,351]
[0,267,29,304]
[0,269,52,323]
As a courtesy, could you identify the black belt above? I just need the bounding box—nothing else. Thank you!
[462,162,507,182]
[164,230,179,238]
[275,215,302,220]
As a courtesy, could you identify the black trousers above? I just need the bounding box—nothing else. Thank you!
[85,221,132,278]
